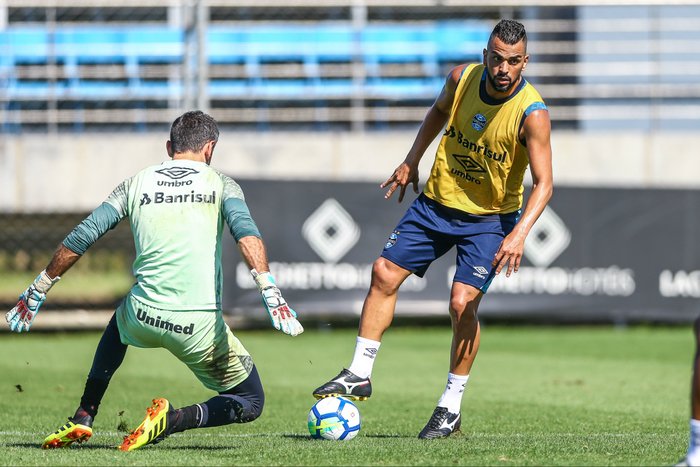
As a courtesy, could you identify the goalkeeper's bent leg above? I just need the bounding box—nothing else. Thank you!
[168,365,264,434]
[44,313,128,448]
[80,313,128,418]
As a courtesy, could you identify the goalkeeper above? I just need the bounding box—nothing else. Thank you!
[5,110,303,451]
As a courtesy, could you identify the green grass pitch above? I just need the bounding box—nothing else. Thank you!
[0,325,693,466]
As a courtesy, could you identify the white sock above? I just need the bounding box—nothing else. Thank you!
[437,373,469,414]
[347,336,381,379]
[687,419,700,464]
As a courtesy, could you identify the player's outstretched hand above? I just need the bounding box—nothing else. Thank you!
[252,269,304,337]
[381,161,419,202]
[6,270,60,333]
[492,231,526,278]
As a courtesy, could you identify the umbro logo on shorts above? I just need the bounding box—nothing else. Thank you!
[472,266,489,279]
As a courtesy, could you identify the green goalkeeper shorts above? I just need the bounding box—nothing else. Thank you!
[116,293,254,392]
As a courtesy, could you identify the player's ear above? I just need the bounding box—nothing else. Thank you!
[204,140,216,164]
[166,140,174,158]
[482,47,487,65]
[522,54,529,70]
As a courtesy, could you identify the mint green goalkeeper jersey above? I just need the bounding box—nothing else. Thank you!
[65,159,260,311]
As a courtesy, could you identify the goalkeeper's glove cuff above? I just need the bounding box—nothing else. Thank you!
[34,270,60,294]
[251,269,275,291]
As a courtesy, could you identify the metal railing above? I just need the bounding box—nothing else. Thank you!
[1,1,699,131]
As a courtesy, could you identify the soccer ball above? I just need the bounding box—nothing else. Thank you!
[307,396,361,440]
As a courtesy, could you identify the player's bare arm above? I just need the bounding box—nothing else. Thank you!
[381,65,464,202]
[5,244,80,333]
[237,235,270,273]
[46,244,82,278]
[492,108,553,276]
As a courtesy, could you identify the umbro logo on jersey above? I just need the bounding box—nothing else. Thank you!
[450,154,485,185]
[473,266,489,279]
[156,167,199,180]
[452,154,486,173]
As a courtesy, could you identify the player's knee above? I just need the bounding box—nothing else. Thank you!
[240,398,263,423]
[449,295,479,322]
[252,400,264,421]
[249,392,264,421]
[220,366,265,424]
[227,394,263,424]
[370,259,403,295]
[238,386,265,423]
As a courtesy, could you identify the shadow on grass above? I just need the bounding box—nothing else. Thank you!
[7,442,236,451]
[7,443,117,450]
[282,433,414,440]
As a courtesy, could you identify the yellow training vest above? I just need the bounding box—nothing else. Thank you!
[424,64,546,215]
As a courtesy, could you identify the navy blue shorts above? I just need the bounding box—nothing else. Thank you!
[381,194,519,292]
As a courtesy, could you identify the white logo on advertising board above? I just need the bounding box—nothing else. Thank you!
[302,198,361,264]
[485,206,635,297]
[659,270,700,297]
[524,206,571,267]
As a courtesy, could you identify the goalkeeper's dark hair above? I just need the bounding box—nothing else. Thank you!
[490,19,527,49]
[169,111,219,154]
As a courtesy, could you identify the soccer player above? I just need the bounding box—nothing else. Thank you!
[5,111,304,451]
[312,19,553,439]
[679,320,700,466]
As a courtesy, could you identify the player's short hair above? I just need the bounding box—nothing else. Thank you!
[169,110,219,154]
[490,19,527,49]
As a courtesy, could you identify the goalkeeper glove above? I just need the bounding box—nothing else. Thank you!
[6,270,60,333]
[251,269,303,337]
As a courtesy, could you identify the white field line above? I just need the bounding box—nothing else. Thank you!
[0,431,677,439]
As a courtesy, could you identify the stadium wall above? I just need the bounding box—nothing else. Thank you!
[2,131,699,326]
[2,131,700,213]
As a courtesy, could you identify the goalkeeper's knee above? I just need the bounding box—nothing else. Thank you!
[233,395,263,424]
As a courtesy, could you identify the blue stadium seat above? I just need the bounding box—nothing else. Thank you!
[1,22,490,101]
[3,28,49,64]
[208,26,354,65]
